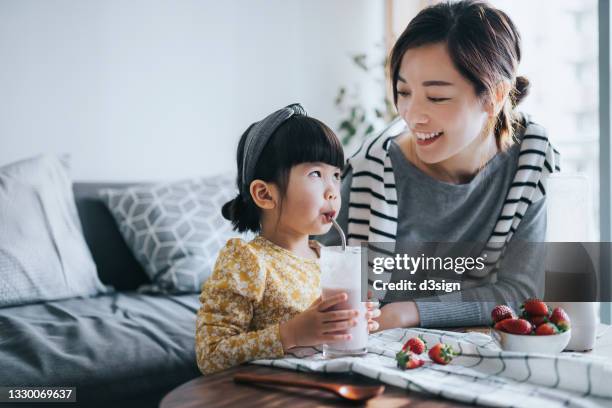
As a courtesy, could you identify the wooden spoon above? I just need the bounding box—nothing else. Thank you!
[234,373,385,401]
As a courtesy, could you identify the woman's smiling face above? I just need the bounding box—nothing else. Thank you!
[395,42,491,165]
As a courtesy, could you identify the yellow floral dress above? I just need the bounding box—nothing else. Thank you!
[195,236,321,375]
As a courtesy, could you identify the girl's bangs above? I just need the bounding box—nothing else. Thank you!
[274,116,345,170]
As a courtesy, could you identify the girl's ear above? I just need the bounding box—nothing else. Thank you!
[249,180,278,210]
[485,80,511,117]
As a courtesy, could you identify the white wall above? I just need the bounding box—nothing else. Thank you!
[0,0,384,181]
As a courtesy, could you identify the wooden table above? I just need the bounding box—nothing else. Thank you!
[161,325,612,408]
[160,364,471,408]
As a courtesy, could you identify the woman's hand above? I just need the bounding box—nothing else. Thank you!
[365,290,381,333]
[376,301,421,332]
[279,292,358,351]
[365,301,381,332]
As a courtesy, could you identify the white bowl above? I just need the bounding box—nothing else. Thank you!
[492,329,571,353]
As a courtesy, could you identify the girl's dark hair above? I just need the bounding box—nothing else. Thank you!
[221,113,344,233]
[389,0,528,150]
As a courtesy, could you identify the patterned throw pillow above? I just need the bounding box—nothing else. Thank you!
[0,155,108,307]
[100,175,247,294]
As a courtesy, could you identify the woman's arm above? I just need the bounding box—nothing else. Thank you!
[378,198,547,329]
[417,198,547,327]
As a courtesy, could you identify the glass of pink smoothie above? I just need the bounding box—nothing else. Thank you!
[320,246,368,358]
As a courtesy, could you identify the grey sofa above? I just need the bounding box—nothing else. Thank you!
[0,183,201,407]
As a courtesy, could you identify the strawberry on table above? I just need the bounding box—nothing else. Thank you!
[498,318,533,335]
[396,350,425,370]
[550,307,571,332]
[521,298,549,317]
[402,335,427,354]
[428,343,458,365]
[491,305,516,323]
[535,322,560,335]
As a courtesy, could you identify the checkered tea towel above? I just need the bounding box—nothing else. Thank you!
[252,328,612,408]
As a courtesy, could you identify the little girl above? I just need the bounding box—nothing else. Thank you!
[195,104,380,375]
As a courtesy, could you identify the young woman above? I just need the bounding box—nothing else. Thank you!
[321,0,559,329]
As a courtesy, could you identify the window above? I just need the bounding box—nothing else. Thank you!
[490,0,600,240]
[388,0,600,240]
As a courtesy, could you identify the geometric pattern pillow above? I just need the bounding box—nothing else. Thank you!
[99,174,249,294]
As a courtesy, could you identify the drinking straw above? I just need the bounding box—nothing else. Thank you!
[331,219,346,251]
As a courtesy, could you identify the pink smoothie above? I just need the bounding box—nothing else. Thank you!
[322,286,368,353]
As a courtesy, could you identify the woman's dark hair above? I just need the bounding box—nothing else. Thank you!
[221,113,344,233]
[389,0,528,150]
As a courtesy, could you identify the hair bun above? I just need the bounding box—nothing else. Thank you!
[221,195,241,222]
[221,193,259,233]
[512,76,530,107]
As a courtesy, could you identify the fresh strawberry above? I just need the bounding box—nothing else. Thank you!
[402,335,427,354]
[491,305,516,323]
[524,313,548,329]
[550,307,571,332]
[405,356,425,369]
[494,318,512,331]
[554,319,570,332]
[428,343,458,365]
[396,350,425,369]
[521,298,549,317]
[498,318,533,335]
[535,322,559,335]
[550,307,570,324]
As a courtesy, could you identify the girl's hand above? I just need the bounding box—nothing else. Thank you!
[279,292,358,351]
[377,301,420,332]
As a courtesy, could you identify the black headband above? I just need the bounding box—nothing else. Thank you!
[240,103,306,197]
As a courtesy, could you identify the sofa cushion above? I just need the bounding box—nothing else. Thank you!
[73,182,150,291]
[0,155,108,307]
[0,292,200,404]
[99,175,247,294]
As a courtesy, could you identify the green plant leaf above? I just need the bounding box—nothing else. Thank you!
[352,54,368,71]
[335,45,397,146]
[339,120,356,134]
[335,87,346,106]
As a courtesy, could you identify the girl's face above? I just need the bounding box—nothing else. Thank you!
[395,42,490,165]
[278,162,341,236]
